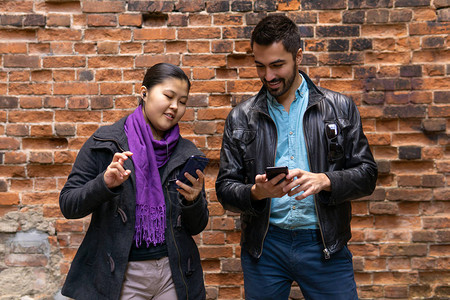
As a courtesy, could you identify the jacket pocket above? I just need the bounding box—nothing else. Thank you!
[325,119,349,163]
[232,129,257,182]
[86,227,99,266]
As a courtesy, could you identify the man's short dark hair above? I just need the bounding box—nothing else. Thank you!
[251,15,301,60]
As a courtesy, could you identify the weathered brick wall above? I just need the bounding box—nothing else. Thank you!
[0,0,448,299]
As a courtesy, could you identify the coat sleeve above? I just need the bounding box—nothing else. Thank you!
[323,98,378,205]
[59,136,120,219]
[215,112,266,215]
[179,190,209,236]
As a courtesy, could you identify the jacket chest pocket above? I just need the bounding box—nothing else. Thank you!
[232,129,257,183]
[325,118,350,163]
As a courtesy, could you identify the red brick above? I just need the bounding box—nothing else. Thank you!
[30,125,53,137]
[118,14,142,26]
[134,28,176,40]
[54,151,77,164]
[214,14,243,26]
[55,219,84,232]
[380,244,427,257]
[37,28,82,41]
[5,254,48,267]
[135,54,180,68]
[22,192,59,205]
[211,217,235,231]
[390,161,434,174]
[84,29,131,41]
[202,231,225,245]
[53,70,75,81]
[120,42,142,54]
[4,55,40,68]
[0,192,20,205]
[9,83,52,95]
[190,81,225,93]
[54,83,98,95]
[42,56,84,68]
[68,97,89,109]
[409,22,450,35]
[55,111,101,123]
[100,83,132,95]
[373,272,419,284]
[35,178,57,192]
[0,137,20,150]
[0,42,27,53]
[29,151,53,163]
[0,166,26,177]
[31,70,52,82]
[205,272,244,285]
[218,287,242,299]
[46,14,71,27]
[6,124,29,137]
[82,1,124,12]
[197,108,232,120]
[87,14,117,27]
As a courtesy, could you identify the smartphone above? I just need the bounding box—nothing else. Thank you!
[177,155,209,185]
[265,166,288,182]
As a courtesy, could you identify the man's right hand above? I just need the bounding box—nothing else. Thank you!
[104,152,133,189]
[250,173,291,200]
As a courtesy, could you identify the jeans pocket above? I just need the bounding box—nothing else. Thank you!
[341,245,353,263]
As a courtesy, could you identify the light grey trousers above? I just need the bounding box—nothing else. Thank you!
[120,257,177,300]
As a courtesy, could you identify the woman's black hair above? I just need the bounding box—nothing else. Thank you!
[139,63,191,105]
[251,14,301,60]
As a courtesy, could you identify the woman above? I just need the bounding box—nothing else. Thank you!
[59,63,209,300]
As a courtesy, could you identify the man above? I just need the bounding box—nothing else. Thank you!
[215,15,377,300]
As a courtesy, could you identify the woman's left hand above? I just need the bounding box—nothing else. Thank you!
[176,169,205,203]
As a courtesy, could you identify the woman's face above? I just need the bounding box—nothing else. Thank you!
[140,78,189,140]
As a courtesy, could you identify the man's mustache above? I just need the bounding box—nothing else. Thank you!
[265,78,282,84]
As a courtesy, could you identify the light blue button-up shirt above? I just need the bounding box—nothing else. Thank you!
[267,74,319,229]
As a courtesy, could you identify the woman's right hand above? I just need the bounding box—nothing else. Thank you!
[104,152,133,189]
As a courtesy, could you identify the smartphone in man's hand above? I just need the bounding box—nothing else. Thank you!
[177,155,209,185]
[265,166,288,183]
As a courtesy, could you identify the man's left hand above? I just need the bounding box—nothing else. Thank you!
[283,169,331,200]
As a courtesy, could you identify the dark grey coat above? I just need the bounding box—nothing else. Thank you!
[60,116,208,300]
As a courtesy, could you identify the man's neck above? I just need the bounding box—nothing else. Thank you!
[276,73,302,113]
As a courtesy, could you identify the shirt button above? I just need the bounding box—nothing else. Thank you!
[292,206,296,210]
[289,131,293,135]
[290,156,294,160]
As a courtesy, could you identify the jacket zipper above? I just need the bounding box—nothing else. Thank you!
[303,103,331,260]
[166,184,189,298]
[255,110,278,259]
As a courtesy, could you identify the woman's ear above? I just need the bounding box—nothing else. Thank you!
[140,86,147,102]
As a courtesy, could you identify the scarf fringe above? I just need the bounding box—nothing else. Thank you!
[134,205,166,247]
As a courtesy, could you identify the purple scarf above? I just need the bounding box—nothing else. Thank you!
[124,106,180,247]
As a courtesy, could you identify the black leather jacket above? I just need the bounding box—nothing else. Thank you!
[216,71,377,259]
[60,116,208,300]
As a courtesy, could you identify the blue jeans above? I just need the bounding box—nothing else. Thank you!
[241,225,358,300]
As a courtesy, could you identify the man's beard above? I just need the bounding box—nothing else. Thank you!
[265,65,297,98]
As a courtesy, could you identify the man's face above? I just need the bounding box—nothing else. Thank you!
[253,41,301,99]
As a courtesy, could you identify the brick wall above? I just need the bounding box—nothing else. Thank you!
[0,0,448,299]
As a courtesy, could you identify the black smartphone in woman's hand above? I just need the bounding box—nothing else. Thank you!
[177,155,209,185]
